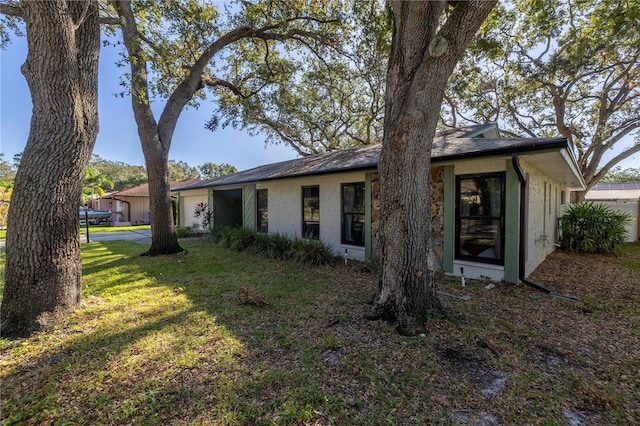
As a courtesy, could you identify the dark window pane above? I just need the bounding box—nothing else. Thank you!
[458,177,502,217]
[458,218,501,260]
[341,183,365,246]
[456,174,504,264]
[302,186,320,239]
[257,189,268,233]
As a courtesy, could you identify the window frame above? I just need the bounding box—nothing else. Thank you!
[454,172,506,265]
[341,182,366,246]
[301,185,320,239]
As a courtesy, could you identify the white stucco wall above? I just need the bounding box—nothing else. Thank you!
[176,188,208,229]
[257,171,368,260]
[519,158,566,276]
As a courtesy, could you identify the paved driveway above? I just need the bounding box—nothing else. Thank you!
[85,229,152,245]
[0,229,153,251]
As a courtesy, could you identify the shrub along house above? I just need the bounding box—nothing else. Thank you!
[172,124,585,283]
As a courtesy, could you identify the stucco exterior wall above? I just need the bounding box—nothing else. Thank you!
[519,158,567,276]
[586,189,640,200]
[256,171,369,260]
[177,188,208,229]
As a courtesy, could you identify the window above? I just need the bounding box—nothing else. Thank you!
[256,189,268,233]
[342,183,365,246]
[302,186,320,239]
[455,173,505,264]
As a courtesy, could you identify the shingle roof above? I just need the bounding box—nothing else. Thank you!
[172,125,570,191]
[114,179,202,196]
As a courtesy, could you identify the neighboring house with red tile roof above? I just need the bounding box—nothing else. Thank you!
[94,179,201,225]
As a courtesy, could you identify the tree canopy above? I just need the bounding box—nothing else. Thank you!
[209,1,390,155]
[198,162,237,179]
[442,0,640,197]
[82,167,114,203]
[88,154,147,191]
[102,0,388,255]
[600,167,640,184]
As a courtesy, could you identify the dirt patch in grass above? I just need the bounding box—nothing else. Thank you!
[1,242,639,424]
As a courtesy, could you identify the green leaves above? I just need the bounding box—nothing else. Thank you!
[113,0,388,155]
[197,162,237,179]
[83,167,115,202]
[444,0,640,190]
[211,0,389,154]
[560,201,632,253]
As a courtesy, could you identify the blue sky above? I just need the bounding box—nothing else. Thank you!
[0,35,299,171]
[1,33,638,173]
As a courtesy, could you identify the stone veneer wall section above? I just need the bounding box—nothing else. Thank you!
[369,166,445,270]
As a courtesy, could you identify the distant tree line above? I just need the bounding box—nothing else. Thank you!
[0,153,237,227]
[0,153,237,192]
[87,155,236,191]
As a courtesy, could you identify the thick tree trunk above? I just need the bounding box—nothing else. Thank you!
[114,0,185,255]
[367,1,495,336]
[1,1,100,337]
[141,133,184,256]
[113,0,184,256]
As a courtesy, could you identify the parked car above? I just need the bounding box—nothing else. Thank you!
[79,208,112,225]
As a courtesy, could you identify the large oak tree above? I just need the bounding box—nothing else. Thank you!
[366,0,496,336]
[0,1,100,336]
[106,0,355,254]
[442,0,640,199]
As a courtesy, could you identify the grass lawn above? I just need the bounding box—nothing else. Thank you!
[1,241,638,424]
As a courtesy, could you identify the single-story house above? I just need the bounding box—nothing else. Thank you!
[585,182,640,242]
[172,124,585,283]
[94,179,201,225]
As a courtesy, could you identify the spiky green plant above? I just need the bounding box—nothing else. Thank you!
[560,201,632,253]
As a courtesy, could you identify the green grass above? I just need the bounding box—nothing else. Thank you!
[1,242,639,424]
[619,241,640,271]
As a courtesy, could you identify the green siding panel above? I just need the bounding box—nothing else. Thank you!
[208,188,214,230]
[442,165,454,272]
[243,184,257,231]
[504,161,521,283]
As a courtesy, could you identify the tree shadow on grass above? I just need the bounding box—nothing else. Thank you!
[3,240,378,424]
[9,240,627,424]
[1,305,252,424]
